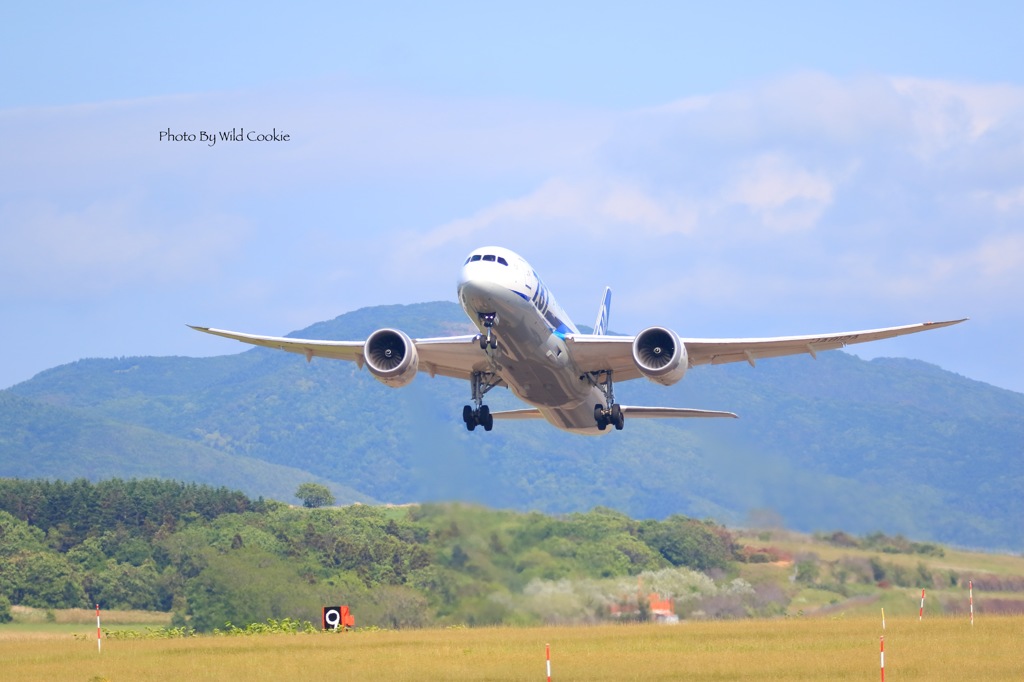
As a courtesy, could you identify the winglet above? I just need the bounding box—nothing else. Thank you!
[594,287,612,336]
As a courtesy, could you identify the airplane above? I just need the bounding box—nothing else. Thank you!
[190,246,966,435]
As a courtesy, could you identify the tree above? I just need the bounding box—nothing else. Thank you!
[0,551,87,608]
[639,516,734,572]
[182,548,319,631]
[295,483,334,508]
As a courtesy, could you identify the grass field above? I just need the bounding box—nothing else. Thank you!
[2,615,1021,681]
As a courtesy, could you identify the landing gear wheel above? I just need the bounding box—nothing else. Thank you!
[594,404,608,431]
[463,405,493,432]
[611,404,624,430]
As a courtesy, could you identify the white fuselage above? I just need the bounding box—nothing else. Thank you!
[457,246,607,434]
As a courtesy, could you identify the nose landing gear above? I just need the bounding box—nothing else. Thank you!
[477,312,498,350]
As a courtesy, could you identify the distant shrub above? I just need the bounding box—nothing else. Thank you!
[735,546,789,564]
[105,626,198,640]
[214,617,318,635]
[860,532,944,557]
[819,531,860,548]
[794,559,820,585]
[910,542,945,557]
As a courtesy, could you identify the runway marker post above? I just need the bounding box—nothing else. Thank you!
[96,604,102,653]
[919,588,926,621]
[879,635,885,682]
[969,580,974,626]
[546,643,551,681]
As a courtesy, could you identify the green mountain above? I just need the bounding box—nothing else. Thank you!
[0,391,374,506]
[3,302,1021,551]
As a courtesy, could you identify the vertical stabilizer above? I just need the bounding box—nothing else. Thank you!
[594,287,612,335]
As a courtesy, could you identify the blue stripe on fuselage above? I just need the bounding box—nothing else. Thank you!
[510,286,576,337]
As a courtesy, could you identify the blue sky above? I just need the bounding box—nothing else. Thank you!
[2,1,1022,392]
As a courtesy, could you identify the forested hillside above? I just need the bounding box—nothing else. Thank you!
[4,479,1020,632]
[3,302,1022,551]
[0,478,742,630]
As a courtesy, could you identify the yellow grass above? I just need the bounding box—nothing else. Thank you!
[2,616,1021,681]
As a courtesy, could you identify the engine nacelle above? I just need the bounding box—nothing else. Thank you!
[364,328,419,387]
[632,326,688,386]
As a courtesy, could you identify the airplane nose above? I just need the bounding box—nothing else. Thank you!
[458,270,511,313]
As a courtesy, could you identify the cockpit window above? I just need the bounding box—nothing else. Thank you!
[467,254,508,265]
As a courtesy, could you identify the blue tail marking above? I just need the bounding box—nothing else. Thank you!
[594,287,612,336]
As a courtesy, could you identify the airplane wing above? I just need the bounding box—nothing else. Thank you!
[683,319,967,367]
[566,318,967,379]
[188,326,491,382]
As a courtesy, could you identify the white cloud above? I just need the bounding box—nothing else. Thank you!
[891,77,1024,142]
[974,186,1024,213]
[969,232,1024,279]
[720,153,836,233]
[409,176,701,256]
[392,72,1024,345]
[0,197,249,299]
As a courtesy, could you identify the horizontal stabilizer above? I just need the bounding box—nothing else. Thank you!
[621,406,738,419]
[490,409,545,420]
[489,406,738,421]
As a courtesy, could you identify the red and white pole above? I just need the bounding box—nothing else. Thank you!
[919,588,926,621]
[879,635,885,682]
[969,580,974,626]
[96,604,102,653]
[546,643,551,682]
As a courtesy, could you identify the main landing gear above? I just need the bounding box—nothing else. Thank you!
[464,370,499,431]
[590,370,625,431]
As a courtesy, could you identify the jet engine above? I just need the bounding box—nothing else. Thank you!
[364,328,419,387]
[632,326,688,386]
